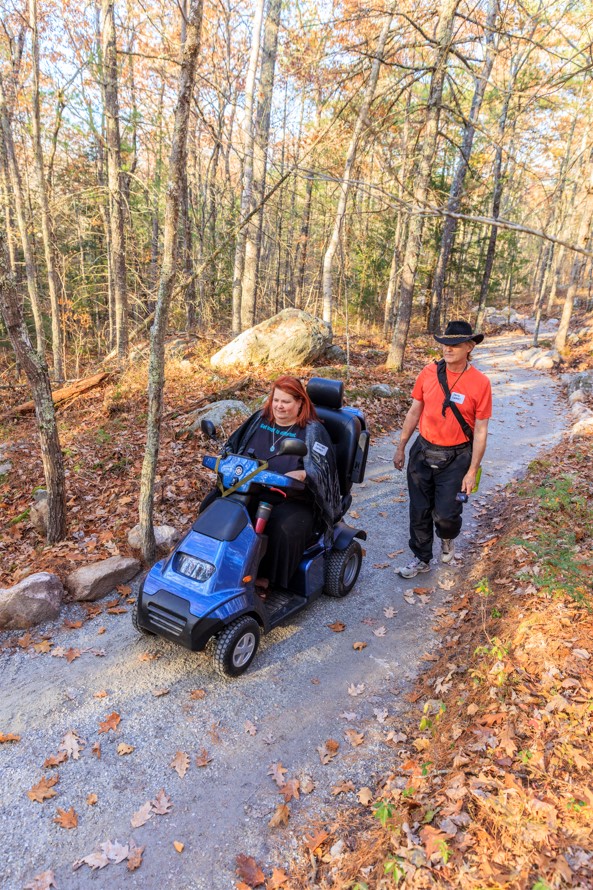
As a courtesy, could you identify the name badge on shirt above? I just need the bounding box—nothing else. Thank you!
[312,441,328,456]
[450,392,465,405]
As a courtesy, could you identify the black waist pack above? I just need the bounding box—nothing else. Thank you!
[422,446,457,470]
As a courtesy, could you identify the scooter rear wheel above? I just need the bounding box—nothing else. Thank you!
[214,616,261,677]
[324,540,363,597]
[132,598,155,635]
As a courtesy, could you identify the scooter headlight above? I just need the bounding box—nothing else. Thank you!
[175,553,215,582]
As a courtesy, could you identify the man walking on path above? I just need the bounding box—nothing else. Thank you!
[393,321,492,578]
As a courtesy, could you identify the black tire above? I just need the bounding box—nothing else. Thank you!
[214,616,261,677]
[324,540,363,597]
[132,598,154,636]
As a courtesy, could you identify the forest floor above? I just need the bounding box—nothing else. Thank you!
[0,319,592,890]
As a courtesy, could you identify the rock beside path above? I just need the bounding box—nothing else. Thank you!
[66,556,141,602]
[187,399,250,432]
[210,308,332,370]
[128,524,180,554]
[0,573,64,629]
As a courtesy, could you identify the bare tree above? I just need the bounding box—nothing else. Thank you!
[138,0,204,564]
[0,229,66,542]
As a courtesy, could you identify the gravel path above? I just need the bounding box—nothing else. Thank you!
[0,333,566,889]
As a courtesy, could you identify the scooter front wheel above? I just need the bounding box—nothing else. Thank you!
[214,616,261,677]
[324,540,363,597]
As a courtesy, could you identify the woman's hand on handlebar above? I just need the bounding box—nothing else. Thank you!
[285,469,306,482]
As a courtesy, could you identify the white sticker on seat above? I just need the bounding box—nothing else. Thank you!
[312,441,328,456]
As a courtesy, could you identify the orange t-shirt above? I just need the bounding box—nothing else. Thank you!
[411,362,492,446]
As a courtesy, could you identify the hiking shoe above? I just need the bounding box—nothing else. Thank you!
[397,557,430,578]
[441,539,455,563]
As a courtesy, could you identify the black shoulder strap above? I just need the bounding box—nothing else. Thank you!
[436,360,473,443]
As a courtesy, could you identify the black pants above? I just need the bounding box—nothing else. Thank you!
[407,437,472,564]
[199,490,315,588]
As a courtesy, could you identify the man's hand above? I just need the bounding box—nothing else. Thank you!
[285,469,306,481]
[393,444,406,471]
[460,469,477,495]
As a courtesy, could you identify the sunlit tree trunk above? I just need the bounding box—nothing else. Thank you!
[322,6,394,328]
[29,0,64,381]
[138,0,204,564]
[0,230,66,541]
[386,0,460,370]
[428,0,499,333]
[101,0,128,360]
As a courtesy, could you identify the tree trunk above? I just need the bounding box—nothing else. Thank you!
[231,0,265,334]
[241,0,282,328]
[101,0,128,360]
[29,0,64,381]
[386,0,460,370]
[322,7,394,327]
[0,230,66,542]
[428,0,499,333]
[138,0,204,564]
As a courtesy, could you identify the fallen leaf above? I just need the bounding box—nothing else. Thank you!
[64,648,81,663]
[244,720,257,736]
[348,683,365,696]
[373,626,387,637]
[280,778,300,802]
[305,830,329,853]
[317,738,340,764]
[72,850,109,871]
[33,640,52,653]
[374,708,389,724]
[268,762,288,788]
[117,743,135,756]
[97,627,106,635]
[358,787,373,806]
[59,730,85,760]
[328,620,346,632]
[332,779,355,795]
[300,775,315,794]
[93,690,108,699]
[438,577,455,590]
[43,752,68,768]
[269,803,290,828]
[116,584,132,595]
[151,789,173,815]
[101,840,129,863]
[573,648,590,660]
[91,742,101,759]
[170,751,189,778]
[189,688,207,700]
[420,825,453,859]
[236,853,265,886]
[383,606,397,618]
[387,550,403,557]
[0,732,21,743]
[349,510,360,519]
[87,793,98,806]
[27,774,59,803]
[373,563,390,569]
[310,677,321,685]
[98,712,120,733]
[152,687,170,697]
[173,841,184,853]
[353,641,367,651]
[268,867,290,888]
[340,711,357,721]
[23,868,57,889]
[18,632,34,649]
[63,619,83,629]
[195,748,212,768]
[53,806,78,829]
[127,843,144,872]
[345,728,365,747]
[130,801,153,828]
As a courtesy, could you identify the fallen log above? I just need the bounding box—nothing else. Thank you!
[1,371,110,420]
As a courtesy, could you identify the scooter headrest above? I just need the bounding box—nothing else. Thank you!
[306,377,344,410]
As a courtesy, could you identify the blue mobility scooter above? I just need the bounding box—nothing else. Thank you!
[133,378,370,676]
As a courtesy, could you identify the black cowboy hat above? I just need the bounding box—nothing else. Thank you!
[434,320,484,345]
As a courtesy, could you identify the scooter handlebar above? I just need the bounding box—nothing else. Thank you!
[202,453,306,493]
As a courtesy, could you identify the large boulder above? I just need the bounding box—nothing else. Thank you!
[188,399,250,432]
[210,309,332,370]
[30,489,49,536]
[562,370,593,396]
[0,573,64,629]
[128,524,180,555]
[66,556,141,602]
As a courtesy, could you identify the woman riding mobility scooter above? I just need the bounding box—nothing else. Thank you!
[133,377,370,676]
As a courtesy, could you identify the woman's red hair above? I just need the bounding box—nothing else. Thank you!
[262,376,318,427]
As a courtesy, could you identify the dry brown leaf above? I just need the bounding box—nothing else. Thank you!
[236,853,266,886]
[373,626,387,637]
[344,729,364,747]
[130,801,153,828]
[332,779,355,795]
[0,732,21,743]
[358,787,373,806]
[93,690,108,698]
[98,712,121,734]
[97,626,106,635]
[152,687,170,697]
[268,867,290,888]
[244,720,257,736]
[117,743,135,756]
[387,550,403,557]
[383,606,397,618]
[23,868,57,889]
[18,632,34,649]
[170,751,189,778]
[59,730,84,760]
[373,562,390,569]
[348,683,365,696]
[195,748,212,768]
[53,806,78,829]
[328,620,346,632]
[305,830,329,853]
[173,841,184,853]
[27,774,59,803]
[280,778,300,802]
[87,793,98,806]
[101,840,129,863]
[349,510,360,519]
[91,742,101,759]
[420,825,453,859]
[63,619,83,629]
[33,640,52,653]
[128,842,145,872]
[72,850,109,871]
[189,688,207,700]
[151,789,173,815]
[300,775,315,794]
[317,739,340,764]
[268,761,288,787]
[353,641,367,651]
[64,648,81,663]
[43,751,68,768]
[269,802,290,828]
